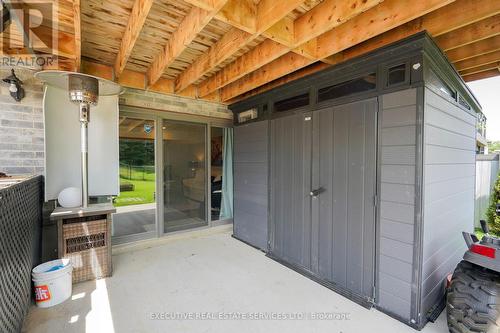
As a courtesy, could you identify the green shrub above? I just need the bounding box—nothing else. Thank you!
[487,171,500,234]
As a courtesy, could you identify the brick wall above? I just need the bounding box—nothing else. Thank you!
[0,68,44,176]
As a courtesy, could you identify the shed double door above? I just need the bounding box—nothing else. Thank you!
[270,97,377,300]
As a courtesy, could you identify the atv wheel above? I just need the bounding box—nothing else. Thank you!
[447,260,500,333]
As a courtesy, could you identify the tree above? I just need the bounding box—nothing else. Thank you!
[488,141,500,152]
[487,171,500,234]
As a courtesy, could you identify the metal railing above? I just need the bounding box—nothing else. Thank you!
[119,163,155,181]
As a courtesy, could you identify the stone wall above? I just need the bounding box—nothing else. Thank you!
[0,68,44,176]
[119,88,232,119]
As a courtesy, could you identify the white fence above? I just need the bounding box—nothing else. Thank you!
[475,154,500,226]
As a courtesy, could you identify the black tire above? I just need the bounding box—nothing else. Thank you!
[447,260,500,333]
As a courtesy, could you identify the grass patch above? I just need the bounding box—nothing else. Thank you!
[114,177,155,207]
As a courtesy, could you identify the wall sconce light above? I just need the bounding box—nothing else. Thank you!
[3,69,25,102]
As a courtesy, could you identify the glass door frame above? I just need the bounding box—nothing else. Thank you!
[113,110,159,245]
[115,105,233,243]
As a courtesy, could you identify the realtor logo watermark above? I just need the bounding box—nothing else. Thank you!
[149,311,351,321]
[0,0,58,67]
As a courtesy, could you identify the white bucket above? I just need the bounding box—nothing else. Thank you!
[32,259,73,308]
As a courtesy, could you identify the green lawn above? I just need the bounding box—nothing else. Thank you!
[114,166,155,207]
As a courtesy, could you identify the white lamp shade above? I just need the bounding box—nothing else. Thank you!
[58,187,82,208]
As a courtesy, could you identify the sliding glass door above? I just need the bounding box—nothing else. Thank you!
[162,120,207,233]
[113,115,156,239]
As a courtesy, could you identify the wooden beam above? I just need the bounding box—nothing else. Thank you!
[215,0,256,33]
[261,17,294,47]
[175,0,305,92]
[81,60,114,80]
[146,0,228,86]
[149,78,174,94]
[114,0,154,78]
[226,0,500,102]
[435,14,500,51]
[197,0,383,97]
[175,28,252,92]
[118,69,146,89]
[182,0,219,11]
[316,0,455,59]
[220,0,453,101]
[227,62,330,103]
[294,0,384,46]
[73,0,81,71]
[463,68,500,82]
[459,62,500,76]
[447,35,500,62]
[220,52,314,101]
[198,39,289,97]
[454,50,500,71]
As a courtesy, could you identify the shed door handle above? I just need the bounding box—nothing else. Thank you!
[309,187,324,197]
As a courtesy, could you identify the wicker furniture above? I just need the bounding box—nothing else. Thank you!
[50,203,115,283]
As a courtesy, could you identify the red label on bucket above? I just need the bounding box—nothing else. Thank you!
[35,285,51,302]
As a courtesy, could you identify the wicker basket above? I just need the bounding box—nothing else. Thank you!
[62,219,110,283]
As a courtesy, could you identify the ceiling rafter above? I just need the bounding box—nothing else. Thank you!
[196,0,384,98]
[435,14,500,51]
[446,35,500,63]
[463,68,500,82]
[146,0,229,87]
[73,0,81,71]
[459,62,500,76]
[222,0,500,102]
[220,0,455,101]
[454,50,500,71]
[174,0,307,93]
[114,0,154,79]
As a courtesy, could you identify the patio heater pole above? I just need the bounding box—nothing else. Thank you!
[68,74,99,208]
[79,102,90,208]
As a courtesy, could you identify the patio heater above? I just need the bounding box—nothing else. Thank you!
[35,70,122,207]
[36,70,122,283]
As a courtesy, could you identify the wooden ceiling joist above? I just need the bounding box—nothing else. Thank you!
[197,0,385,97]
[174,0,306,92]
[146,0,229,87]
[463,68,500,82]
[435,14,500,51]
[223,0,500,102]
[220,52,314,101]
[73,0,81,71]
[447,35,500,63]
[454,50,500,71]
[294,0,384,46]
[220,0,455,102]
[315,0,455,59]
[114,0,154,78]
[459,62,500,76]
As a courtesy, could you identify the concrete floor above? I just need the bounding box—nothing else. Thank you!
[23,225,448,333]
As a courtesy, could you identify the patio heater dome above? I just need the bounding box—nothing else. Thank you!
[35,70,122,207]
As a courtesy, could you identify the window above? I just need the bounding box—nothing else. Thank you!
[387,64,406,86]
[274,93,309,112]
[318,73,376,103]
[458,95,471,110]
[429,71,456,100]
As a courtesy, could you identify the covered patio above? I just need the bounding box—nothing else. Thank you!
[22,225,447,333]
[0,0,499,332]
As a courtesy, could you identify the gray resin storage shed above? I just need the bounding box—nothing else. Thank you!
[230,32,480,329]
